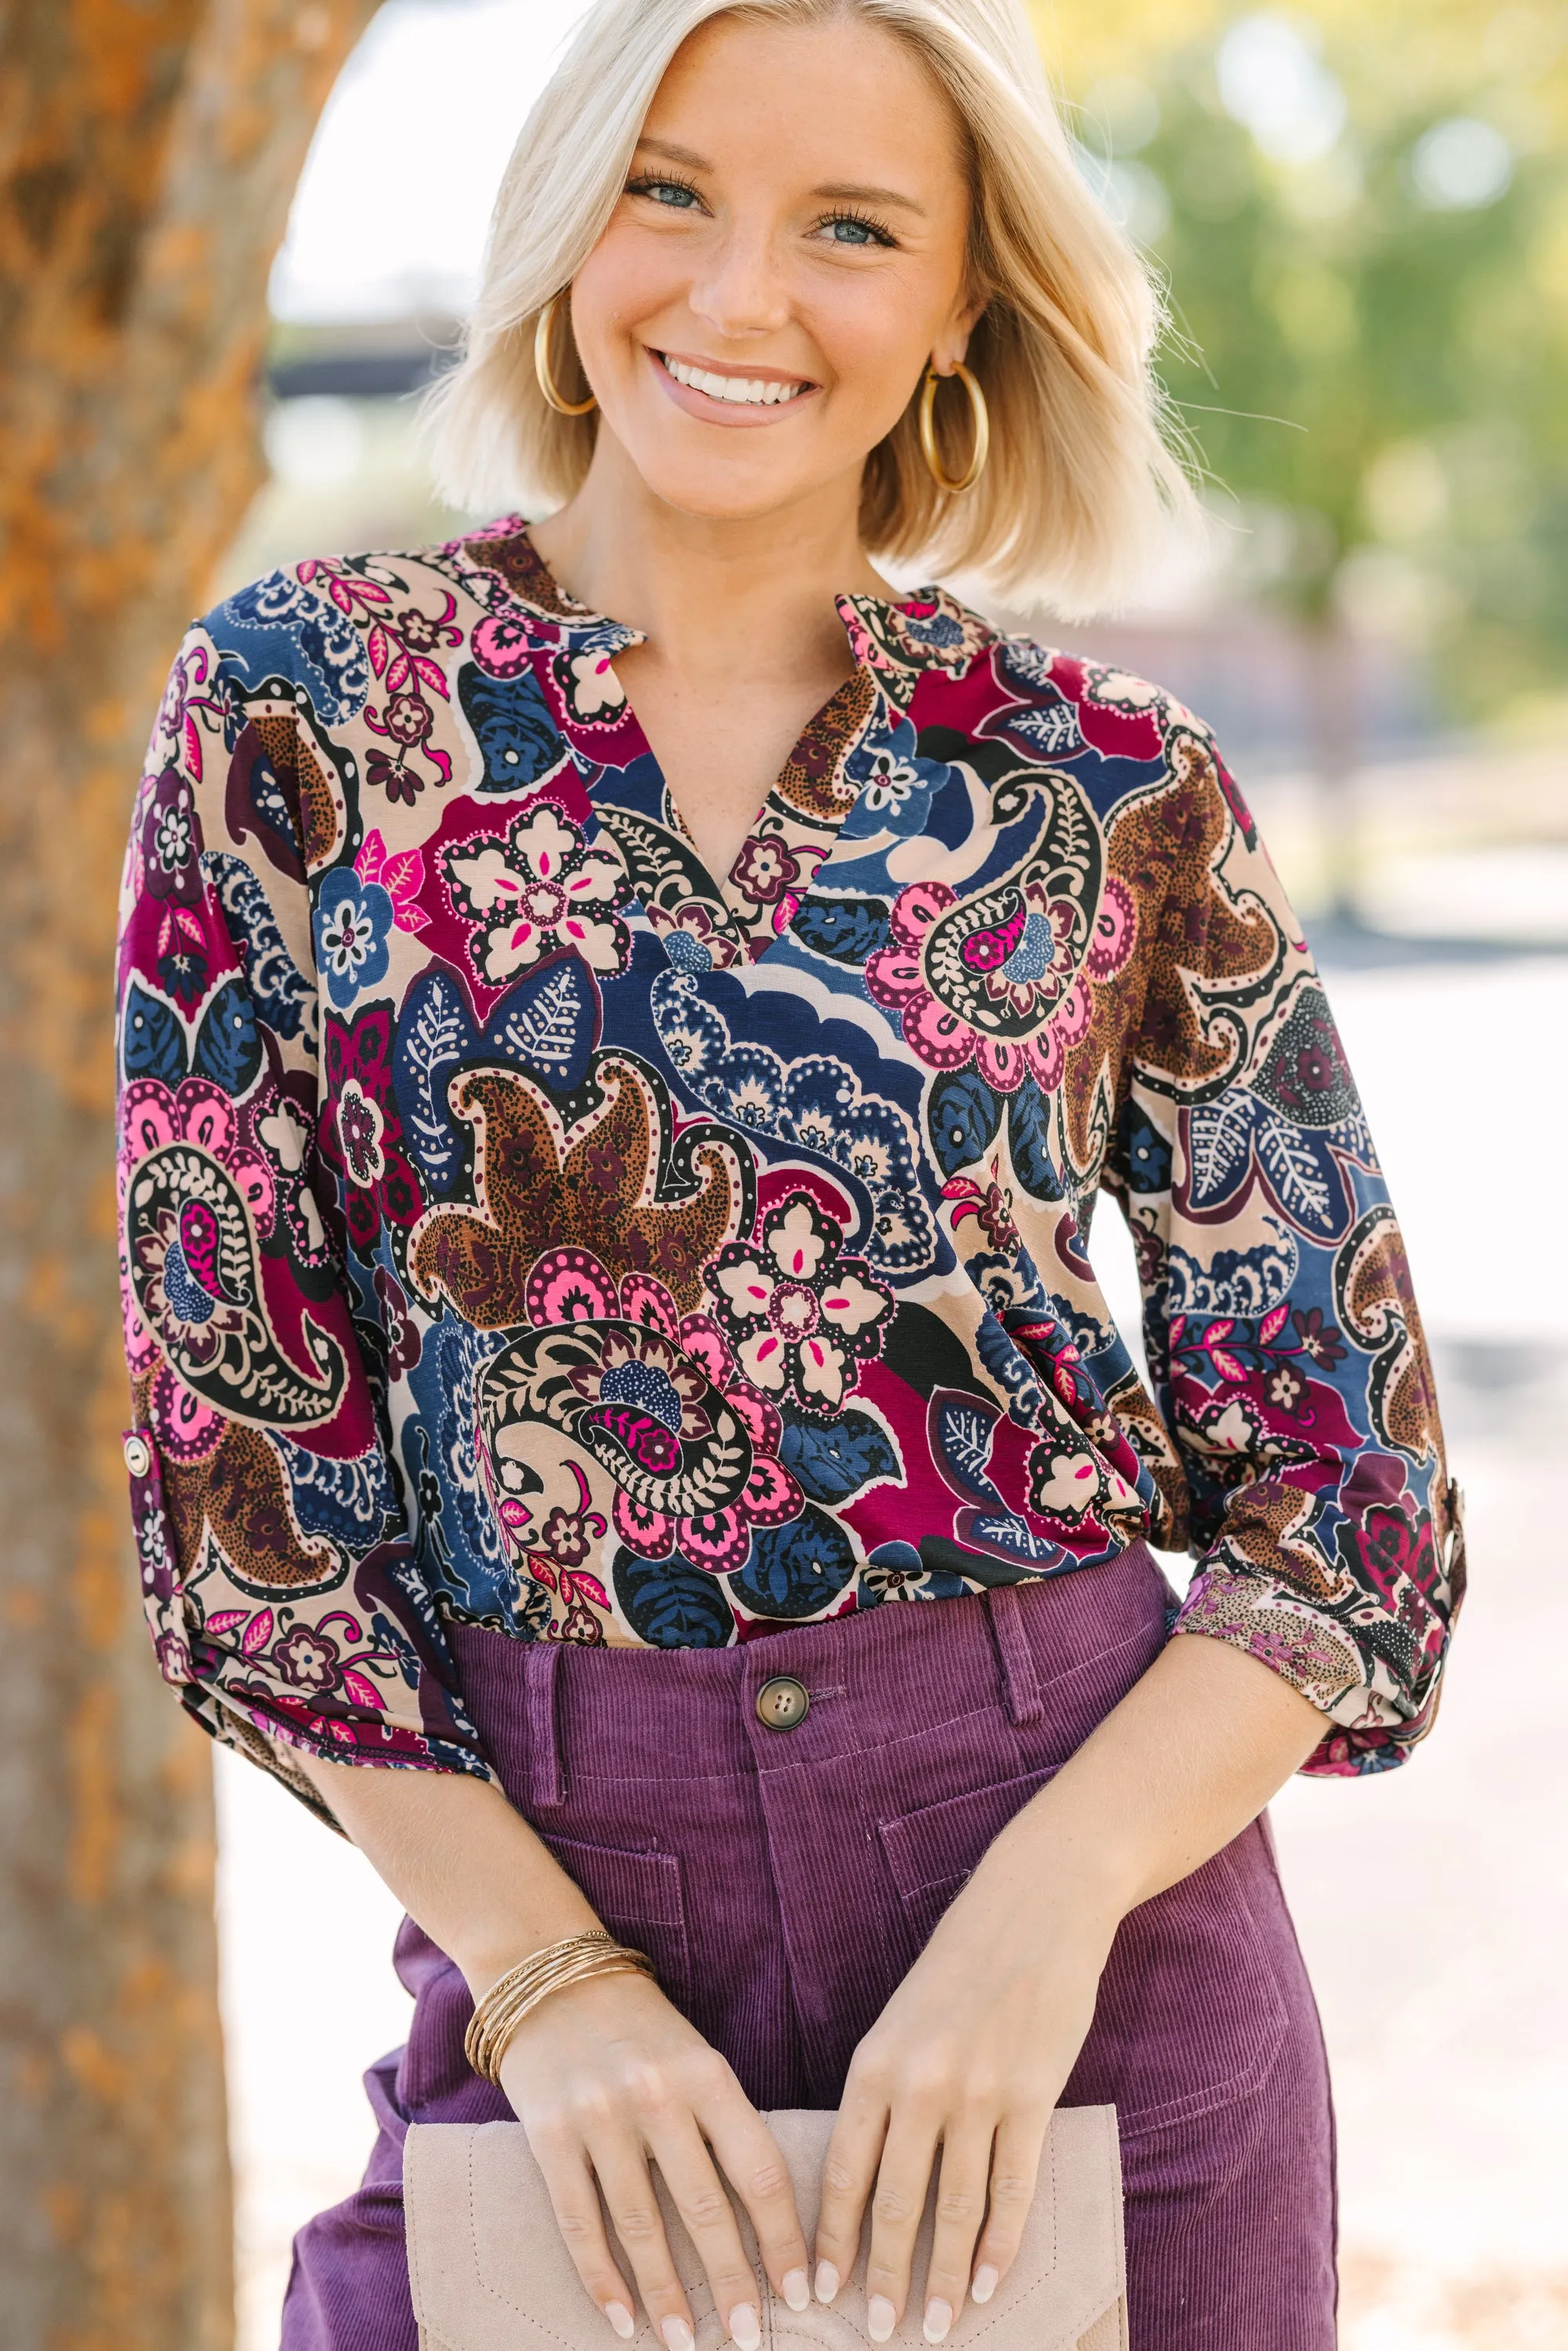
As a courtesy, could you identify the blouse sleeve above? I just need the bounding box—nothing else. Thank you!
[1102,720,1465,1776]
[118,622,491,1815]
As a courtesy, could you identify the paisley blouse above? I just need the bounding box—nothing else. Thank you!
[116,519,1462,1804]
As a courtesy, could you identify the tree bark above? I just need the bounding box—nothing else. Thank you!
[0,5,379,2344]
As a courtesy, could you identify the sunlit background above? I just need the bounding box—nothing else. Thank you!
[219,4,1568,2346]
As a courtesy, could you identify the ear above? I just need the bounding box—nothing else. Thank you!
[930,290,989,376]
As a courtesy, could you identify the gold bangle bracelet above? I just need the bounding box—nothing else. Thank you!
[464,1932,656,2085]
[468,1951,655,2085]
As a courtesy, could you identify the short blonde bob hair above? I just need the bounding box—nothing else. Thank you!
[428,0,1192,615]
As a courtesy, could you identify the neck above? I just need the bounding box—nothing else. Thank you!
[529,430,892,688]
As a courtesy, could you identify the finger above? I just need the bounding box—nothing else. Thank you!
[813,2070,891,2304]
[863,2110,942,2345]
[697,2090,811,2313]
[969,2111,1049,2306]
[586,2131,699,2351]
[644,2110,770,2349]
[920,2122,996,2343]
[535,2141,638,2340]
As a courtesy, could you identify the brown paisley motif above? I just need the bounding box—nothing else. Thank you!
[162,1422,344,1595]
[1057,798,1171,1177]
[1214,1476,1346,1603]
[1335,1205,1444,1463]
[774,667,878,822]
[459,524,596,621]
[296,706,349,869]
[226,702,348,877]
[1112,738,1286,1101]
[409,1054,750,1326]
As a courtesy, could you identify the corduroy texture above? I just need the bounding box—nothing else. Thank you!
[281,1551,1337,2351]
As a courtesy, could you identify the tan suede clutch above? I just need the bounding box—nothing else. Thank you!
[404,2106,1127,2351]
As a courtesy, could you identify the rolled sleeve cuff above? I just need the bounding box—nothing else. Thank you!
[1174,1563,1438,1778]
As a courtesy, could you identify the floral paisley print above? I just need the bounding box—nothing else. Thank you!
[116,517,1461,1806]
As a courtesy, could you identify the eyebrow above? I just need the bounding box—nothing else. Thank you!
[632,138,927,216]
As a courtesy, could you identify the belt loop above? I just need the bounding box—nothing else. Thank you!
[984,1585,1043,1727]
[524,1642,567,1810]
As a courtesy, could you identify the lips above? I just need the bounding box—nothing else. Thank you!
[656,350,814,407]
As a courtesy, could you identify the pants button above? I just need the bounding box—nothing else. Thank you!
[755,1675,809,1732]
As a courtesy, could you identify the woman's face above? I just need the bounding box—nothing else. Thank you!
[566,11,981,523]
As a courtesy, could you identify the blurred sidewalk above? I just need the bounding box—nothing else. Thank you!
[217,942,1568,2351]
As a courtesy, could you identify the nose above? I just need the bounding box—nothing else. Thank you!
[688,219,791,343]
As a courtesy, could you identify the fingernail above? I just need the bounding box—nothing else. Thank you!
[815,2262,840,2305]
[661,2320,695,2351]
[868,2295,897,2342]
[782,2269,811,2313]
[729,2305,760,2351]
[924,2298,953,2343]
[972,2265,999,2306]
[605,2306,634,2341]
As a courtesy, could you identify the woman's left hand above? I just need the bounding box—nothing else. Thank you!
[810,1866,1116,2346]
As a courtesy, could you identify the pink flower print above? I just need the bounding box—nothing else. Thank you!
[120,1076,274,1224]
[355,829,430,935]
[867,879,1097,1094]
[445,806,630,984]
[708,1195,893,1414]
[512,1251,802,1576]
[472,611,540,680]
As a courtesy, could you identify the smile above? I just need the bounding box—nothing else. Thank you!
[657,350,812,406]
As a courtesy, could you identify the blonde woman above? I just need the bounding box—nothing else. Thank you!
[116,2,1460,2346]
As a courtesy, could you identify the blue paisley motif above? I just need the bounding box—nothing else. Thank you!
[650,966,938,1276]
[215,570,371,724]
[203,851,317,1048]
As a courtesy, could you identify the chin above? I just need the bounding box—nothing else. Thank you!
[631,448,827,525]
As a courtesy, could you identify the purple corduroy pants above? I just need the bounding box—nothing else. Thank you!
[281,1544,1337,2349]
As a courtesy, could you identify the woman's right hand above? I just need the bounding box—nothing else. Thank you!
[498,1968,811,2349]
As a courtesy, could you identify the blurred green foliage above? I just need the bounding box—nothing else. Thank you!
[1036,0,1568,720]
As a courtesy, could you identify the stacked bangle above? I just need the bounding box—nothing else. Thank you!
[464,1929,657,2085]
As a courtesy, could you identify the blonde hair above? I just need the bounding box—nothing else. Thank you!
[426,0,1193,615]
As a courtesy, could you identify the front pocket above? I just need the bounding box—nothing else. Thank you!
[1062,1830,1288,2135]
[879,1765,1063,1950]
[880,1781,1289,2135]
[540,1833,692,2005]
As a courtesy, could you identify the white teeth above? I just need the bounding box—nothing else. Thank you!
[662,354,807,405]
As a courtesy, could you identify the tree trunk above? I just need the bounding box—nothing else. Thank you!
[0,5,379,2344]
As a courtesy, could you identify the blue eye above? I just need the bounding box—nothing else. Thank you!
[629,176,702,210]
[815,212,895,249]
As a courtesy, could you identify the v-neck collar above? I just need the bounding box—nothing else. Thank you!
[453,516,996,963]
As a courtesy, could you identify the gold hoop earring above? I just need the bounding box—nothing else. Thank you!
[918,360,989,493]
[534,293,597,416]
